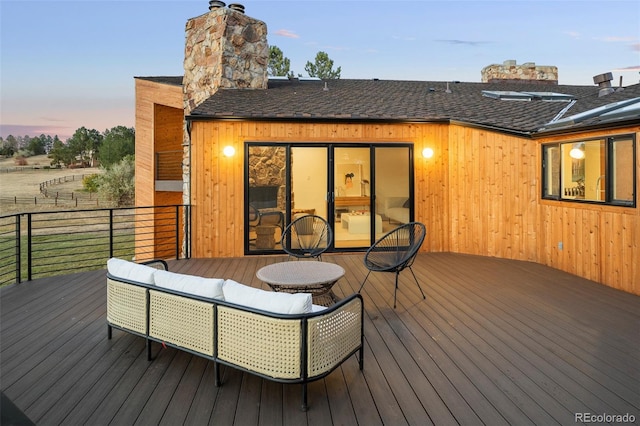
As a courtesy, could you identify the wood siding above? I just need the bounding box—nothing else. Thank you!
[189,121,450,258]
[536,127,640,295]
[188,119,638,294]
[134,80,638,294]
[134,79,184,260]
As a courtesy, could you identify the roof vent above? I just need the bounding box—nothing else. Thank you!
[593,72,615,97]
[228,3,245,13]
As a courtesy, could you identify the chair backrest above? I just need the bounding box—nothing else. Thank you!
[364,222,426,272]
[281,214,333,259]
[248,204,259,222]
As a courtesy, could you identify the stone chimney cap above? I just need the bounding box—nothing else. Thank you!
[229,3,245,13]
[209,0,225,9]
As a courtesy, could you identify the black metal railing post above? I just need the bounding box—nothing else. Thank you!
[27,213,32,281]
[175,205,180,259]
[15,215,21,284]
[109,209,114,258]
[0,205,190,285]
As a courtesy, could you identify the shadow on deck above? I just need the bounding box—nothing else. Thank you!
[1,252,638,425]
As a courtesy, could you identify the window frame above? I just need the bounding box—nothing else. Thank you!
[541,134,636,208]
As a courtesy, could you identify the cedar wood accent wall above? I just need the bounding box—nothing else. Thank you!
[189,120,638,294]
[134,79,184,260]
[536,127,639,294]
[134,80,639,294]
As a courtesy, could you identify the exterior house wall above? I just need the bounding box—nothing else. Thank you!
[134,78,184,260]
[185,118,638,294]
[536,127,640,295]
[133,79,639,294]
[188,120,450,258]
[446,124,540,261]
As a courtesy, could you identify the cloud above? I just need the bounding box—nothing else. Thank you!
[613,65,640,72]
[564,31,581,39]
[0,124,73,139]
[274,29,299,39]
[630,43,640,52]
[435,39,490,47]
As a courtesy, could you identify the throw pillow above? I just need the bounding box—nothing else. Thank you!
[154,270,224,299]
[222,279,312,314]
[107,258,157,284]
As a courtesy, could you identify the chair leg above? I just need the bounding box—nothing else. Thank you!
[214,362,220,387]
[301,383,308,411]
[358,271,372,293]
[408,266,426,300]
[393,271,400,308]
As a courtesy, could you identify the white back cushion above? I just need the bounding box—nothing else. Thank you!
[223,279,312,314]
[107,258,156,284]
[154,270,224,300]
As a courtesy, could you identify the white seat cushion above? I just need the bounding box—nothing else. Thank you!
[223,279,312,314]
[311,304,327,313]
[154,270,224,300]
[107,258,157,284]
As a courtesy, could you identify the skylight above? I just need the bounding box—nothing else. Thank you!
[542,97,640,130]
[482,90,574,102]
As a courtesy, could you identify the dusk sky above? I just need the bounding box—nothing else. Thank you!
[1,0,639,141]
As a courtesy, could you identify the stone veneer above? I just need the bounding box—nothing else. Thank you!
[481,60,558,85]
[181,4,269,205]
[248,146,286,209]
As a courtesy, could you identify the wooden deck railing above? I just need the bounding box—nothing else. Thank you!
[0,205,190,286]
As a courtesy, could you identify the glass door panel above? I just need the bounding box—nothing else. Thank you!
[375,146,411,228]
[289,146,328,222]
[334,147,373,248]
[246,145,286,253]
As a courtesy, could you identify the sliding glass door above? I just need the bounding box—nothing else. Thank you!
[245,143,413,254]
[333,147,374,248]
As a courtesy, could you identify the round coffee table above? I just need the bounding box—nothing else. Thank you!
[256,261,345,306]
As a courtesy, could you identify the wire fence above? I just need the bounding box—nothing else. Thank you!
[0,173,107,207]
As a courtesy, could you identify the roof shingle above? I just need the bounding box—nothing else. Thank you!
[137,76,640,134]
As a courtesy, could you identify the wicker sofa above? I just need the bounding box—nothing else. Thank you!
[105,258,364,410]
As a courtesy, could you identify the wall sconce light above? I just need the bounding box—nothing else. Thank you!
[223,146,235,157]
[569,143,585,159]
[422,147,434,159]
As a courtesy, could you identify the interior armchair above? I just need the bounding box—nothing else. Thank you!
[248,204,284,239]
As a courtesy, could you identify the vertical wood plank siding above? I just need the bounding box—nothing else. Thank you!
[537,127,640,295]
[134,79,183,207]
[134,79,184,260]
[189,121,451,259]
[189,120,638,294]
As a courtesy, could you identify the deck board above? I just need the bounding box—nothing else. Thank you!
[1,252,638,425]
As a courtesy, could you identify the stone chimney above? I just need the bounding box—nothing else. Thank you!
[181,2,269,222]
[481,60,558,85]
[183,2,268,114]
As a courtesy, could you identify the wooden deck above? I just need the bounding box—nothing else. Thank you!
[1,253,638,425]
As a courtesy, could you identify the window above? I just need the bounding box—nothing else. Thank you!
[542,135,635,207]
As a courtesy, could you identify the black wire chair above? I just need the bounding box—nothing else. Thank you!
[358,222,426,308]
[280,214,333,260]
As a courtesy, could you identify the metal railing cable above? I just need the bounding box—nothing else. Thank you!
[0,205,190,286]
